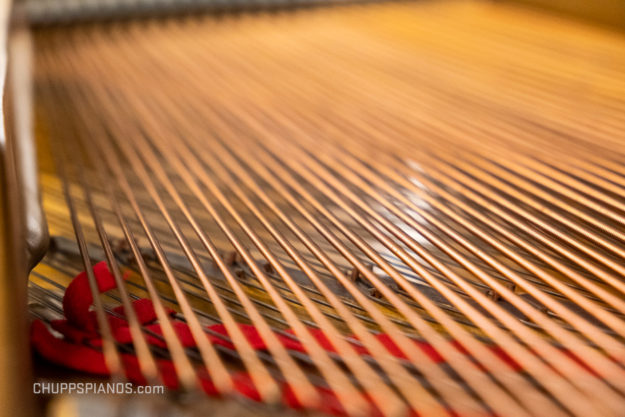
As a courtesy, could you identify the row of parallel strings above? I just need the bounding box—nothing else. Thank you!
[33,4,625,417]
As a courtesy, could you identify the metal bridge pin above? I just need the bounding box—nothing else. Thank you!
[224,250,243,266]
[235,269,247,280]
[369,288,383,299]
[349,267,360,282]
[261,261,274,274]
[486,289,502,301]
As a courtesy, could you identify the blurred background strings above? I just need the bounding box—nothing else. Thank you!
[25,1,625,416]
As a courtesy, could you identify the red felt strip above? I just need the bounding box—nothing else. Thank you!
[32,261,540,415]
[62,261,117,331]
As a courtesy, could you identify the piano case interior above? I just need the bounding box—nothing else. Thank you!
[1,0,625,416]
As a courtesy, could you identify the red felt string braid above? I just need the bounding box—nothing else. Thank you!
[32,262,529,416]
